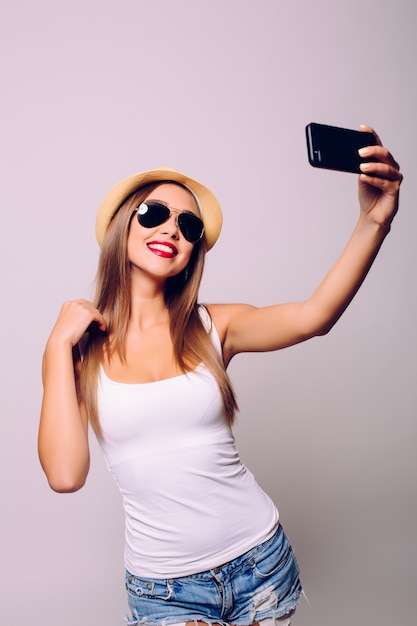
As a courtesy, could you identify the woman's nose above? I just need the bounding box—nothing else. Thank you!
[159,214,179,238]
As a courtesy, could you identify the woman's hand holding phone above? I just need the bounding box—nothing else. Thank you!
[356,125,403,230]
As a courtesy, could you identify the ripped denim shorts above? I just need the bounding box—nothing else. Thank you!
[125,524,302,626]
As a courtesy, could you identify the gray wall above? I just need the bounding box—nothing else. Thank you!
[1,1,416,625]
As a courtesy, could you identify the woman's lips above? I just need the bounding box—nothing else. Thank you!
[147,241,178,258]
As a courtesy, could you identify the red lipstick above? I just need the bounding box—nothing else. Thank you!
[147,241,178,258]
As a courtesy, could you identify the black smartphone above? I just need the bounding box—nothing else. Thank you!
[306,122,378,173]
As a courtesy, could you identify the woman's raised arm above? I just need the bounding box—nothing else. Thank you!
[210,128,403,364]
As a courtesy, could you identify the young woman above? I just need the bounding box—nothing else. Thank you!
[38,126,402,626]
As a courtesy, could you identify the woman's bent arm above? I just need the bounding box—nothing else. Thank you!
[38,300,107,492]
[39,338,89,492]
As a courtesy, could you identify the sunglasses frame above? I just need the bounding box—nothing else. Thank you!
[136,201,204,244]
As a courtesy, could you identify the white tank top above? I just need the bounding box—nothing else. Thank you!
[97,307,278,578]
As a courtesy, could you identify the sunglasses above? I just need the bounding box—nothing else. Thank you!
[136,201,204,244]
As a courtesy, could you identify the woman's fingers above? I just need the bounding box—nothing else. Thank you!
[356,127,403,227]
[359,159,403,183]
[359,125,401,173]
[359,124,382,146]
[51,299,107,347]
[359,144,400,171]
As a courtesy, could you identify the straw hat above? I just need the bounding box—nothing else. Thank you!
[95,167,222,251]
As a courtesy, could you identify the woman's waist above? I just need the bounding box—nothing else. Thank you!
[124,499,279,579]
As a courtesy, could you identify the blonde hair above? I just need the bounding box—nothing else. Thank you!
[79,182,237,438]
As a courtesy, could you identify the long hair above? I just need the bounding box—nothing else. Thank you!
[78,182,238,438]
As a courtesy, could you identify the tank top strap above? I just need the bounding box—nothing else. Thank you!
[198,304,222,357]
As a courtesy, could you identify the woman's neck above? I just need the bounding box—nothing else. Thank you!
[128,274,169,332]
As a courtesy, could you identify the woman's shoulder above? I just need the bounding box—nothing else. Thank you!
[203,303,256,344]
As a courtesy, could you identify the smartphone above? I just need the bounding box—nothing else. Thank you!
[306,122,378,173]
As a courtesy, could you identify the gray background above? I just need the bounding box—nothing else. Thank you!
[1,1,416,625]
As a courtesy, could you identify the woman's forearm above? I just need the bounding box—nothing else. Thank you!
[305,216,390,335]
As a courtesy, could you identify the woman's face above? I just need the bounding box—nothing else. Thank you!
[127,183,200,282]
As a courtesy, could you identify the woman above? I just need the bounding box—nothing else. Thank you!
[38,127,402,626]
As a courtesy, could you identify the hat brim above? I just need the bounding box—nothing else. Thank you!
[95,167,222,251]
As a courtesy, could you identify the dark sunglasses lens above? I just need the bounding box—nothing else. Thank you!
[178,214,204,243]
[137,202,204,243]
[137,202,170,228]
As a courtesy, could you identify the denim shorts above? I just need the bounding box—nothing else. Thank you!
[125,524,302,626]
